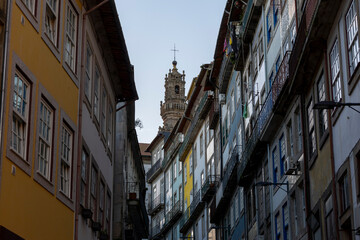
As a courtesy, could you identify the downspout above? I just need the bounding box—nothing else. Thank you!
[74,1,110,240]
[323,49,340,240]
[219,96,223,179]
[0,0,11,191]
[300,93,312,240]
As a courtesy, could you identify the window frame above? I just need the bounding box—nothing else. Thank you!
[345,0,360,78]
[16,0,41,31]
[57,109,77,209]
[33,84,59,194]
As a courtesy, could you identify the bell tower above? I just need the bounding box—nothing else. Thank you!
[160,58,186,132]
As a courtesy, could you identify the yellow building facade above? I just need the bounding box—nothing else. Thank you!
[0,0,81,239]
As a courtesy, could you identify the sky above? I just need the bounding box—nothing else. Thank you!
[115,0,226,143]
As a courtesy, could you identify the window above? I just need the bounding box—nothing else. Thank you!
[231,90,235,118]
[185,164,187,183]
[80,148,89,206]
[85,42,92,102]
[101,88,107,137]
[11,73,30,159]
[235,192,239,220]
[38,100,54,180]
[307,99,316,158]
[99,181,105,225]
[44,0,59,45]
[272,146,278,183]
[189,154,192,175]
[153,185,157,197]
[273,0,279,28]
[339,173,350,213]
[60,123,73,197]
[107,105,113,151]
[239,187,244,212]
[22,0,36,14]
[254,46,258,73]
[258,32,264,63]
[90,165,98,220]
[200,133,204,156]
[202,214,205,238]
[201,171,204,186]
[346,1,360,76]
[106,192,111,234]
[93,65,100,121]
[295,108,303,153]
[175,85,179,94]
[179,160,182,174]
[269,71,274,90]
[325,194,335,239]
[194,144,197,168]
[330,39,342,102]
[275,212,281,240]
[64,3,77,71]
[279,134,286,176]
[267,10,273,43]
[287,121,294,157]
[292,194,298,236]
[179,185,182,202]
[173,161,177,180]
[317,74,328,138]
[282,203,289,240]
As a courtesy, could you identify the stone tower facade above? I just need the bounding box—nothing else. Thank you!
[160,60,186,131]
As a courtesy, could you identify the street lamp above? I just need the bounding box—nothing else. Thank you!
[313,101,360,114]
[255,181,289,193]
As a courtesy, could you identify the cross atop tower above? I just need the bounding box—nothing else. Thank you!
[171,44,179,61]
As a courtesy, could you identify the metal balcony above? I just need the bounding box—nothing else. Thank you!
[150,223,161,240]
[146,159,163,183]
[271,51,291,105]
[218,53,234,94]
[179,91,213,160]
[148,194,164,216]
[201,175,220,202]
[189,189,205,220]
[179,206,192,234]
[126,182,149,238]
[161,199,183,234]
[209,98,219,130]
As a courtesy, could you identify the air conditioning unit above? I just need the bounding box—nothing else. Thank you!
[219,94,226,105]
[285,156,298,175]
[178,133,184,143]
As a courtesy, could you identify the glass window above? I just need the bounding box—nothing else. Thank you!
[346,1,360,75]
[22,0,36,14]
[80,148,89,206]
[38,100,53,180]
[272,146,278,183]
[85,42,92,101]
[101,88,107,137]
[90,165,98,220]
[317,74,328,137]
[307,99,316,157]
[279,134,286,176]
[325,195,335,239]
[12,73,30,158]
[44,0,59,45]
[330,39,342,102]
[60,124,73,197]
[64,3,77,71]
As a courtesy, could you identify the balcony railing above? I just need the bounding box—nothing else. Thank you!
[162,199,183,234]
[146,159,163,183]
[223,145,240,194]
[289,0,318,79]
[149,194,164,215]
[179,91,211,160]
[238,52,291,183]
[271,51,291,105]
[150,223,161,239]
[201,175,220,202]
[179,206,192,234]
[218,53,235,94]
[162,133,183,168]
[190,189,202,215]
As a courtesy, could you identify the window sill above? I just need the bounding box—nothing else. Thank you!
[57,189,75,211]
[34,170,55,195]
[41,33,61,62]
[15,0,40,32]
[7,148,32,176]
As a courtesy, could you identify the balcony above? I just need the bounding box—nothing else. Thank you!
[162,199,183,234]
[150,223,161,240]
[209,97,219,130]
[190,189,205,219]
[148,194,164,216]
[201,175,220,202]
[179,206,192,234]
[179,91,213,160]
[235,0,262,71]
[146,159,163,183]
[212,146,240,222]
[125,182,149,238]
[162,133,183,169]
[218,53,235,94]
[289,0,341,90]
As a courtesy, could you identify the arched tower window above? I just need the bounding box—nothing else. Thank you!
[175,85,180,94]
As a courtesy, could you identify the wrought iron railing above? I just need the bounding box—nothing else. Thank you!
[179,91,209,159]
[150,223,161,238]
[240,0,254,33]
[271,51,291,105]
[201,175,220,197]
[180,206,191,230]
[164,199,183,226]
[238,51,291,180]
[150,194,164,212]
[146,159,162,182]
[190,189,202,215]
[223,145,240,191]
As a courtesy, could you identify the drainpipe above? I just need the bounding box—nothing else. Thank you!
[0,0,11,188]
[74,1,110,240]
[323,49,339,240]
[219,98,224,179]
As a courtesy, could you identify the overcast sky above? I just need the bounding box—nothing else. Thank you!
[116,0,225,143]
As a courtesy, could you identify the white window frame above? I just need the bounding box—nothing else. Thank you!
[44,0,59,45]
[64,3,77,71]
[60,123,73,197]
[346,1,360,76]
